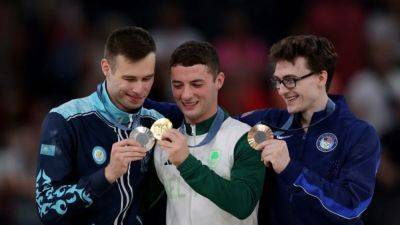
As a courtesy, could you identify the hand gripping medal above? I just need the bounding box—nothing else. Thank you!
[247,124,274,150]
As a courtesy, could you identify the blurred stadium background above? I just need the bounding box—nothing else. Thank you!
[0,0,399,224]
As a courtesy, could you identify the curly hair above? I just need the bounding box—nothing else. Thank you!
[269,35,338,90]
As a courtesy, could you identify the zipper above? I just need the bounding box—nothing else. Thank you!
[129,114,133,129]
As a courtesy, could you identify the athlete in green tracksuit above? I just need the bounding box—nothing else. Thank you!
[153,41,265,225]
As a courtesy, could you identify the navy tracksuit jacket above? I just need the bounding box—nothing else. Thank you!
[35,82,164,225]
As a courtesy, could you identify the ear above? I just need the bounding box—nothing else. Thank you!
[215,72,225,90]
[101,58,111,77]
[318,70,328,88]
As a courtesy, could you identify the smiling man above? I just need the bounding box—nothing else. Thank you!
[238,35,381,225]
[35,26,165,225]
[153,41,265,225]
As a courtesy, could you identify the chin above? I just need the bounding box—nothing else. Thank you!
[126,103,143,111]
[184,112,197,120]
[286,106,299,114]
[179,106,197,116]
[185,113,201,123]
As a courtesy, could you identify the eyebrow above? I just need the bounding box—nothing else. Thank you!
[190,79,204,83]
[273,74,299,79]
[122,74,154,78]
[171,80,182,83]
[171,79,204,83]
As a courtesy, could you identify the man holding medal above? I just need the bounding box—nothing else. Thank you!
[152,41,265,225]
[35,26,165,225]
[238,35,381,225]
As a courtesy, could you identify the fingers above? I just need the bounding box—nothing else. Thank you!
[113,139,142,148]
[114,148,147,166]
[106,138,149,183]
[123,156,146,164]
[158,139,174,149]
[261,147,273,159]
[113,145,147,154]
[111,144,147,165]
[168,129,184,138]
[262,157,272,167]
[161,129,180,142]
[255,139,275,151]
[120,149,146,158]
[159,129,186,150]
[259,140,279,166]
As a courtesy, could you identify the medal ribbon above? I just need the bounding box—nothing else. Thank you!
[266,98,336,136]
[179,107,225,147]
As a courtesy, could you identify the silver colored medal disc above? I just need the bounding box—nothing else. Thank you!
[247,124,274,150]
[129,126,155,151]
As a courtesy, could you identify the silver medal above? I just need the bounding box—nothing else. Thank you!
[129,126,155,151]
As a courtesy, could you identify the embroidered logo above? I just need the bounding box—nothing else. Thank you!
[208,150,221,169]
[92,146,107,165]
[276,135,293,140]
[240,110,256,118]
[40,144,56,156]
[316,133,338,153]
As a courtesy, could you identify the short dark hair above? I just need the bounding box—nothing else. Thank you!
[170,41,220,77]
[269,35,338,91]
[104,26,156,69]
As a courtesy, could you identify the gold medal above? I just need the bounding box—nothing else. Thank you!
[247,124,274,150]
[129,126,155,151]
[150,118,173,140]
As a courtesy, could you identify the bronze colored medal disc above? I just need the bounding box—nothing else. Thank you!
[129,126,155,151]
[247,124,274,150]
[150,118,173,140]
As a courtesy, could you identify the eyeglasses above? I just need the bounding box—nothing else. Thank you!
[270,71,317,89]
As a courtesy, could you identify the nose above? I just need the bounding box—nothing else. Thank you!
[129,81,145,95]
[277,83,289,96]
[181,86,193,100]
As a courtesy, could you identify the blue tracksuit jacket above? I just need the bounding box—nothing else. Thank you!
[35,82,164,225]
[144,95,381,225]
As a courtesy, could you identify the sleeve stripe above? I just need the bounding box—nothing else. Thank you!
[293,172,372,219]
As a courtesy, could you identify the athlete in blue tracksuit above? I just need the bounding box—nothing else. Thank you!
[35,27,163,225]
[238,95,380,225]
[144,35,381,224]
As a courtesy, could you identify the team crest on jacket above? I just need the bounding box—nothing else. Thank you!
[92,146,107,165]
[316,133,338,152]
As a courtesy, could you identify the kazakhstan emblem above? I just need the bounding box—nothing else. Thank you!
[92,146,107,165]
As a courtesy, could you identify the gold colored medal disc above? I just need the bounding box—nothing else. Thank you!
[150,118,173,140]
[247,124,274,150]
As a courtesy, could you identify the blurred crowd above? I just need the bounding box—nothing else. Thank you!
[0,0,399,224]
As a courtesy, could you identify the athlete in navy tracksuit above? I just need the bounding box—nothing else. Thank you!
[238,95,380,225]
[35,27,162,225]
[144,35,381,225]
[36,83,164,225]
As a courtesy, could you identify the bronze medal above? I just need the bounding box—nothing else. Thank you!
[247,124,274,150]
